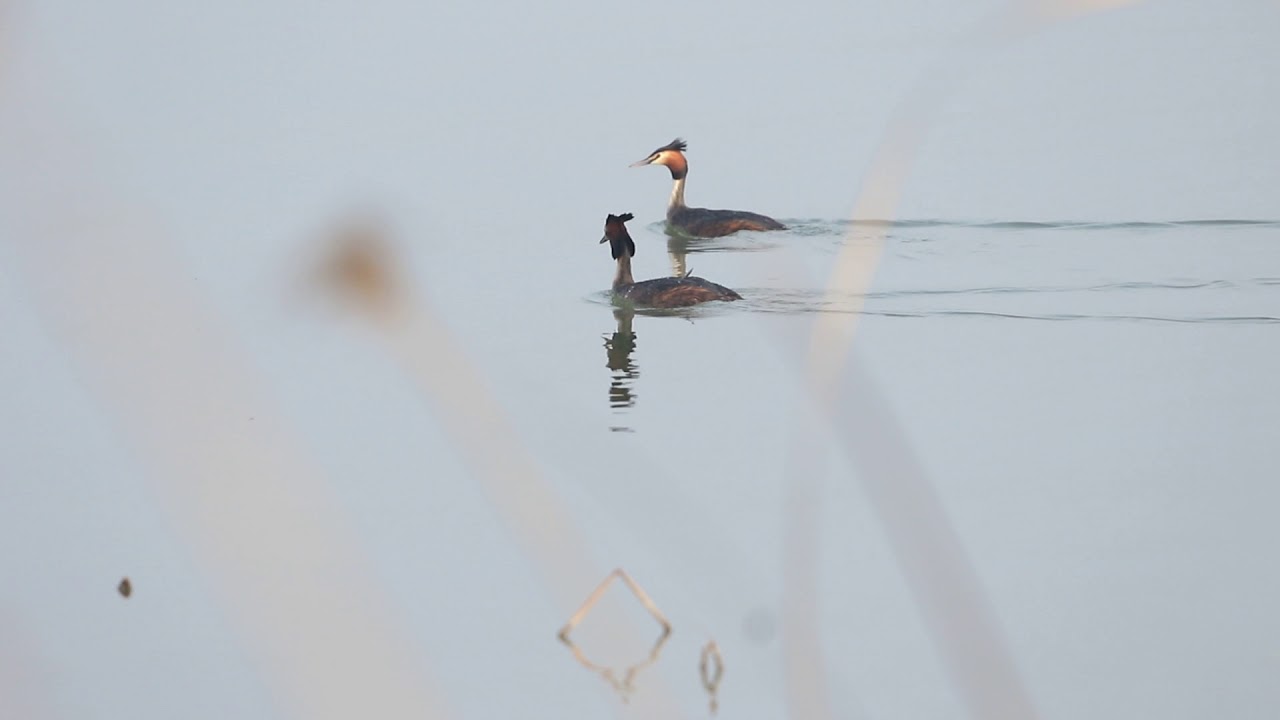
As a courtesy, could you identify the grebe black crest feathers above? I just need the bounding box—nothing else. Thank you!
[631,137,785,238]
[603,213,636,259]
[599,213,740,308]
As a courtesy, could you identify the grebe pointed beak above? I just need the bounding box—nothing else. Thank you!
[599,235,609,244]
[629,156,655,167]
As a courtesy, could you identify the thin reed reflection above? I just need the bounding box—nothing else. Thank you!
[558,569,672,704]
[700,640,724,715]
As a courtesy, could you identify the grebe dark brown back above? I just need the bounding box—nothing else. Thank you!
[631,138,785,238]
[600,213,741,308]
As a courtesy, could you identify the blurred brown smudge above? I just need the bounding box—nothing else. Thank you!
[317,217,405,318]
[117,577,132,599]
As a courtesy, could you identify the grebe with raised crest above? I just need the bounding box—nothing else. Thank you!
[601,213,741,308]
[631,138,785,238]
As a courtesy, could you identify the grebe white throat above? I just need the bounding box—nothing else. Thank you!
[668,175,686,212]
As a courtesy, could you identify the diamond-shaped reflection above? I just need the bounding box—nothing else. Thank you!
[557,569,672,702]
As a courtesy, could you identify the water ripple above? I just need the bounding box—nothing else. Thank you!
[863,310,1280,324]
[745,299,1280,324]
[799,218,1280,231]
[749,278,1268,301]
[866,279,1270,297]
[736,284,1280,325]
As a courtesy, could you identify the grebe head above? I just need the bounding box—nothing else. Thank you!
[630,138,688,180]
[600,212,636,259]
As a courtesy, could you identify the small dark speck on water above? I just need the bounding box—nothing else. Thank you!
[118,577,132,598]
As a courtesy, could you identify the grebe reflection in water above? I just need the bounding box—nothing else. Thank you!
[604,307,638,416]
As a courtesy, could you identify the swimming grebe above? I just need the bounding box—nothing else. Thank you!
[631,138,786,238]
[601,213,741,308]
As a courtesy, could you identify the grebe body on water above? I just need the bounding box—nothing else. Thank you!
[631,138,785,238]
[601,213,741,308]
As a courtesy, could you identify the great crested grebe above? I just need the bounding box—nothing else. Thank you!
[601,213,741,308]
[631,138,786,238]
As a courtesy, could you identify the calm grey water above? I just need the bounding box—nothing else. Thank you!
[2,1,1279,719]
